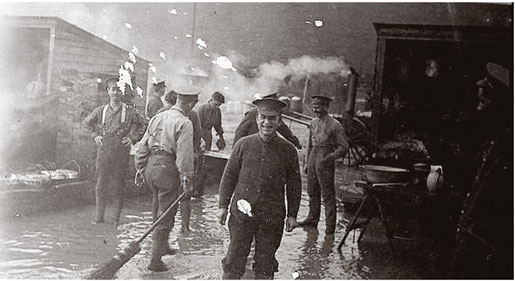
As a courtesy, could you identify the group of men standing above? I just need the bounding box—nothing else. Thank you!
[83,76,348,277]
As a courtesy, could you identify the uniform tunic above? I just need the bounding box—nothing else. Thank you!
[135,108,194,225]
[305,115,347,230]
[233,108,302,149]
[146,95,164,120]
[156,104,203,223]
[195,103,223,151]
[219,133,301,279]
[135,107,194,257]
[452,127,513,278]
[83,103,146,222]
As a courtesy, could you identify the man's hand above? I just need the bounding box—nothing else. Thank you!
[285,217,298,232]
[216,136,226,150]
[134,169,145,187]
[216,208,228,225]
[121,136,132,147]
[94,135,103,146]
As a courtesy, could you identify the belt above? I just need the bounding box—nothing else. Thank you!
[150,147,174,157]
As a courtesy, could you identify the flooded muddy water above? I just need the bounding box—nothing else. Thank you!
[0,166,450,279]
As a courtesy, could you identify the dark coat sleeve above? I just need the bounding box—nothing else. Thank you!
[127,108,147,144]
[214,108,224,136]
[233,111,255,147]
[285,145,302,218]
[146,97,163,119]
[219,140,243,209]
[277,121,301,149]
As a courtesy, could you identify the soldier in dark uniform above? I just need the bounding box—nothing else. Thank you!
[134,89,198,272]
[217,95,302,279]
[83,76,146,225]
[298,95,348,234]
[451,63,513,278]
[145,80,166,119]
[233,93,302,149]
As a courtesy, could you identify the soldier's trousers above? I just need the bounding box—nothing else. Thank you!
[144,153,181,259]
[222,215,283,279]
[192,153,206,197]
[306,147,337,230]
[95,136,129,223]
[202,129,213,151]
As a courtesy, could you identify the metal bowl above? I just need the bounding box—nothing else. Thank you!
[361,165,410,183]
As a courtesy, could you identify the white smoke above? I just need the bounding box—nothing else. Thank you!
[152,53,350,104]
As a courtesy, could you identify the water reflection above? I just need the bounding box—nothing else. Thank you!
[1,177,445,279]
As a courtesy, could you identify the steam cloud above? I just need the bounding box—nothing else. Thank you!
[154,53,350,104]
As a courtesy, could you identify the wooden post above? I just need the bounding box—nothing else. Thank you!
[302,76,309,112]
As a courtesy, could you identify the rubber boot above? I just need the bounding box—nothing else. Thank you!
[112,195,124,226]
[181,200,191,234]
[162,231,177,256]
[324,197,337,234]
[298,198,320,227]
[147,258,168,272]
[94,191,106,224]
[148,231,169,272]
[325,224,336,235]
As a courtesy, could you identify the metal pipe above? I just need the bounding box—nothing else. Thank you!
[302,76,309,104]
[345,68,359,115]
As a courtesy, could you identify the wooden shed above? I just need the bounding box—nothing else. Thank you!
[0,15,150,177]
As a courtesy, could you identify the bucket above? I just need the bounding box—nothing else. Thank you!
[361,165,410,183]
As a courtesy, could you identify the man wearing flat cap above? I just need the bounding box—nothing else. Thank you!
[233,93,302,149]
[217,95,301,279]
[452,62,512,279]
[298,94,348,235]
[145,80,167,119]
[83,76,146,225]
[135,88,199,272]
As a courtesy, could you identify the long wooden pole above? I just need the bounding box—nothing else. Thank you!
[190,3,197,55]
[302,76,309,113]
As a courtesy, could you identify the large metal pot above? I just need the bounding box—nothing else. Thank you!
[361,165,410,183]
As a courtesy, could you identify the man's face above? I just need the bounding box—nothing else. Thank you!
[209,99,223,109]
[256,111,280,138]
[312,99,329,116]
[106,82,121,99]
